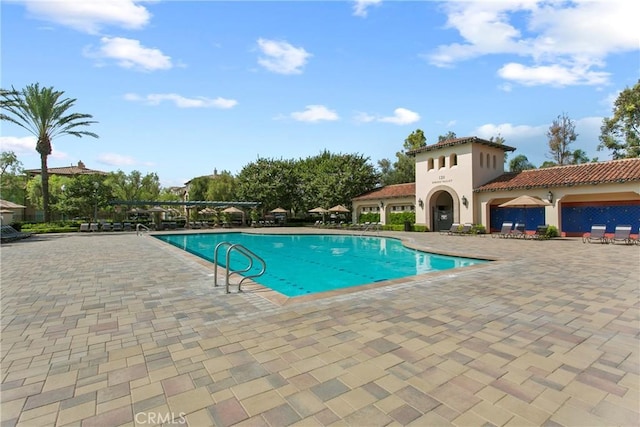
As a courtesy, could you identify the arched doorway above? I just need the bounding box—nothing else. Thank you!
[431,191,454,231]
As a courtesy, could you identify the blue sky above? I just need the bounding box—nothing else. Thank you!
[2,0,639,187]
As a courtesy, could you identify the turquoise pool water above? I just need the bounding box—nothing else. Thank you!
[154,233,487,297]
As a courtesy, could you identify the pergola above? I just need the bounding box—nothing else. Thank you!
[109,200,260,208]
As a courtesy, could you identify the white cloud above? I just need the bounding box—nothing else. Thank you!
[378,108,420,125]
[475,122,547,140]
[85,37,172,72]
[125,93,238,109]
[290,105,339,122]
[498,62,610,87]
[0,135,36,155]
[427,0,640,87]
[97,153,136,167]
[353,112,376,124]
[257,38,311,75]
[353,0,382,18]
[16,0,151,34]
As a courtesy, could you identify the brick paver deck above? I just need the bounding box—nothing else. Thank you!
[1,228,638,426]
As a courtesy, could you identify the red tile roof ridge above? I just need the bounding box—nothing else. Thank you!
[476,157,640,192]
[352,182,415,200]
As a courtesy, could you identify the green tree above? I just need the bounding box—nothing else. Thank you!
[56,175,112,221]
[297,151,378,213]
[378,129,426,185]
[205,170,237,201]
[598,80,640,159]
[187,176,211,202]
[546,112,578,166]
[1,84,98,222]
[0,150,26,203]
[571,149,591,164]
[437,131,457,142]
[235,158,298,214]
[509,154,536,172]
[106,170,161,202]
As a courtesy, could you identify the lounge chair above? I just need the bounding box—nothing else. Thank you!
[509,223,526,239]
[123,222,132,231]
[112,222,123,232]
[492,221,513,238]
[89,223,99,232]
[1,225,32,243]
[582,224,607,244]
[609,225,633,245]
[79,223,90,232]
[440,223,460,235]
[101,222,112,232]
[527,225,549,240]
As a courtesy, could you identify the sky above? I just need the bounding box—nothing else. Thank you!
[2,0,639,188]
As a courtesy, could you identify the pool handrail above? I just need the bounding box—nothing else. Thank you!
[213,241,267,293]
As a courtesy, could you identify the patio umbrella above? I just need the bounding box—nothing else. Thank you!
[498,195,550,208]
[146,206,167,228]
[498,195,550,230]
[329,204,350,213]
[308,207,329,214]
[199,207,216,215]
[270,207,287,213]
[309,207,329,222]
[222,206,244,214]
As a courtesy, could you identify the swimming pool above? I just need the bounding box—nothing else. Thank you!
[154,233,487,297]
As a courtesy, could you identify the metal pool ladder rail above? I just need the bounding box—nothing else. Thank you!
[213,242,267,293]
[136,223,151,235]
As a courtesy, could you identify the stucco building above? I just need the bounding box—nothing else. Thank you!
[352,137,640,236]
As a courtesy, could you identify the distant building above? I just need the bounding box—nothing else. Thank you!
[23,161,108,221]
[352,136,640,236]
[25,160,107,178]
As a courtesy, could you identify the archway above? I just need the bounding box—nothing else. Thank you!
[430,191,454,231]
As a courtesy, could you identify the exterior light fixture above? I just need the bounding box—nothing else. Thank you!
[379,201,384,209]
[418,198,424,208]
[547,191,553,203]
[461,195,468,207]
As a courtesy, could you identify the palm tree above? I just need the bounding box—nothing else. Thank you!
[1,83,98,222]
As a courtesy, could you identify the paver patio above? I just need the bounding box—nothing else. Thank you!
[1,228,638,426]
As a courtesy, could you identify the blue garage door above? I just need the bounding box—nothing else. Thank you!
[490,207,545,232]
[562,201,640,236]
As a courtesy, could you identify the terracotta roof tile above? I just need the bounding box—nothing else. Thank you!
[475,158,640,192]
[408,136,516,155]
[353,182,415,201]
[26,166,107,176]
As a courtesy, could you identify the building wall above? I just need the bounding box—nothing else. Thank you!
[414,142,506,229]
[476,185,640,234]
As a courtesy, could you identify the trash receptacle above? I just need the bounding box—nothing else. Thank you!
[404,221,412,231]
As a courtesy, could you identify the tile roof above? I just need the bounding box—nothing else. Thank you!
[352,182,415,201]
[408,136,516,155]
[475,158,640,192]
[26,163,107,176]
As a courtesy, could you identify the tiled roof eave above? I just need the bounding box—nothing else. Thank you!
[475,177,640,192]
[353,194,415,201]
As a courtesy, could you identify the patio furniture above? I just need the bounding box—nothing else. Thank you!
[440,223,460,235]
[1,225,32,243]
[509,223,526,239]
[609,225,633,245]
[582,224,607,244]
[492,221,513,238]
[527,225,549,240]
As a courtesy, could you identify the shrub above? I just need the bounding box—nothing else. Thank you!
[387,212,415,225]
[358,212,380,224]
[471,224,486,234]
[545,225,559,238]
